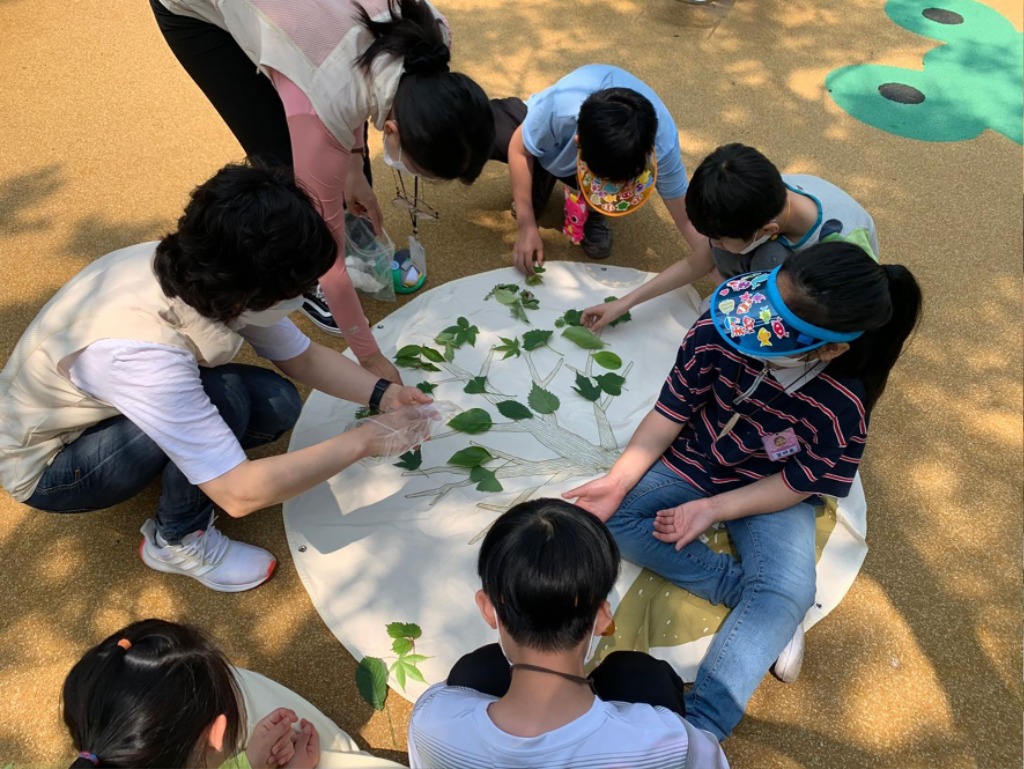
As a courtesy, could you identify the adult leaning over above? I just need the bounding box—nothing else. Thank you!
[0,163,432,593]
[150,0,495,381]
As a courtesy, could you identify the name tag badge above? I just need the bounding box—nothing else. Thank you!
[763,428,801,461]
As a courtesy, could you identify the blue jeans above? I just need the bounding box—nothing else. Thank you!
[606,462,817,740]
[26,364,301,544]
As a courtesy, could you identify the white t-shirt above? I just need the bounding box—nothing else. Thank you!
[66,319,309,486]
[408,683,729,769]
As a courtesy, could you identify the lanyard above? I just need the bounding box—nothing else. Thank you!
[716,362,823,440]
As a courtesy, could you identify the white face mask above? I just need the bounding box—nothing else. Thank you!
[763,353,815,369]
[236,294,306,327]
[383,131,414,175]
[739,231,773,254]
[496,617,601,666]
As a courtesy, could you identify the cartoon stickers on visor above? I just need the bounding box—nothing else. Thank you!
[710,266,863,358]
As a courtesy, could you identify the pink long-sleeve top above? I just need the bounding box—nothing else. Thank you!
[271,70,378,359]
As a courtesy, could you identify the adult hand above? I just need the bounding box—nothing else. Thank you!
[355,405,436,458]
[652,497,719,550]
[246,708,298,768]
[563,474,631,523]
[359,351,404,385]
[283,719,320,769]
[581,297,629,333]
[381,384,433,412]
[343,169,383,234]
[513,223,544,275]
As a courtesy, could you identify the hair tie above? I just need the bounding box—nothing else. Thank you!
[116,638,132,651]
[404,40,450,75]
[78,752,100,766]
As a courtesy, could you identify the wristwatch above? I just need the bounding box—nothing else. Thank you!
[369,378,392,412]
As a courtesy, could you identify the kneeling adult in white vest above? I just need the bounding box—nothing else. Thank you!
[0,162,430,592]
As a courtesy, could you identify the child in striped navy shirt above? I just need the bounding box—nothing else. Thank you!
[566,242,922,741]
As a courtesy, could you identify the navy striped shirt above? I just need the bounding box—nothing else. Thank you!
[656,316,868,499]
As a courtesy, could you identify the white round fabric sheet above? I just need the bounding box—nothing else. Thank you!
[283,263,868,703]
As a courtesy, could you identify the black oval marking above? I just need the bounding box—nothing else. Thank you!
[922,8,964,23]
[878,82,926,104]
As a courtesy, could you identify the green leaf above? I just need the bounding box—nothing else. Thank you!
[434,330,457,344]
[390,657,408,690]
[595,373,627,396]
[493,287,519,305]
[443,342,455,362]
[392,637,414,655]
[415,381,437,395]
[532,265,546,274]
[525,272,543,286]
[572,372,602,402]
[464,376,489,394]
[457,316,470,328]
[448,446,495,467]
[522,329,552,351]
[554,318,565,328]
[394,356,422,369]
[510,300,530,324]
[403,662,427,684]
[559,308,583,327]
[561,325,605,350]
[355,656,389,711]
[448,408,493,434]
[394,448,422,471]
[420,346,445,363]
[528,383,561,415]
[420,362,441,372]
[458,324,479,347]
[386,622,423,640]
[495,336,521,360]
[521,290,539,310]
[354,406,378,420]
[395,344,423,359]
[496,400,533,420]
[470,465,503,492]
[401,653,430,664]
[592,351,622,370]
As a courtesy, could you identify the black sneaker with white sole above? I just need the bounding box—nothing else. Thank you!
[301,286,343,336]
[581,211,613,259]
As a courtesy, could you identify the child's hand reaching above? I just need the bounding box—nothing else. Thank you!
[283,719,321,769]
[246,708,299,768]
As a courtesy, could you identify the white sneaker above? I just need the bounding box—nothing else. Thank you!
[139,516,276,593]
[771,624,805,683]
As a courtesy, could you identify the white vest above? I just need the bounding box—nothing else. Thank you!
[0,243,244,501]
[157,0,450,150]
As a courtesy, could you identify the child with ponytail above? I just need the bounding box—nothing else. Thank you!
[63,619,320,769]
[566,242,922,741]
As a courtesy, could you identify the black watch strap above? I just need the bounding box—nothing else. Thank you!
[369,378,392,412]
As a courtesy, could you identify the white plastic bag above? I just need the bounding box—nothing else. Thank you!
[344,213,396,302]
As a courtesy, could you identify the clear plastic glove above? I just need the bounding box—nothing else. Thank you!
[350,401,454,461]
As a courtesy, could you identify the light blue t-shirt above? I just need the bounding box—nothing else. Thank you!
[522,65,687,200]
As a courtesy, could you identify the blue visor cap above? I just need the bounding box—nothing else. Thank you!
[709,267,863,358]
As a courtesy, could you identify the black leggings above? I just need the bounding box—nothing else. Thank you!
[149,0,371,182]
[447,644,687,716]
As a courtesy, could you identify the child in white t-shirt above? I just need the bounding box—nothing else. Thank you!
[408,499,728,769]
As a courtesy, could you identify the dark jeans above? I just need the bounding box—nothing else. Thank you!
[448,643,687,717]
[489,97,576,218]
[149,0,372,183]
[25,364,301,544]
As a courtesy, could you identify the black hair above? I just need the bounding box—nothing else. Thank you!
[356,0,495,183]
[63,619,244,769]
[780,242,923,411]
[577,88,658,182]
[478,498,620,651]
[154,162,337,323]
[686,143,788,240]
